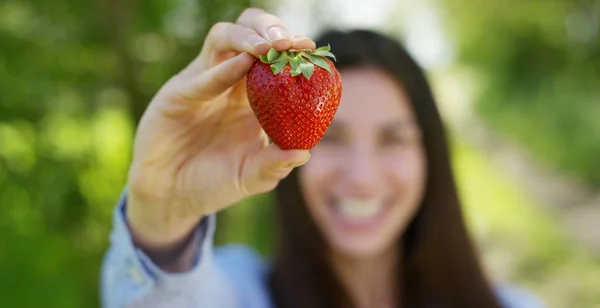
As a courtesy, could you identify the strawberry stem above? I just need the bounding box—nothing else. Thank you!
[258,45,336,80]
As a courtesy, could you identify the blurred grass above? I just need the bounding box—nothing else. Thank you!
[0,104,133,307]
[453,139,600,308]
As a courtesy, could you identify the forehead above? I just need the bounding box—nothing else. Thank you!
[335,68,415,126]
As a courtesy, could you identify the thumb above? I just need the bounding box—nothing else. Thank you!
[241,144,311,195]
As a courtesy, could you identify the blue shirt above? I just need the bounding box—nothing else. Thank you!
[100,192,545,308]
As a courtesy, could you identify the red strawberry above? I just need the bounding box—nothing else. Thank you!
[246,45,342,150]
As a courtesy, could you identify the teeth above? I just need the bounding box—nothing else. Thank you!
[337,198,384,220]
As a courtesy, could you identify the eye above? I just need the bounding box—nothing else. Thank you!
[381,133,407,146]
[380,129,419,148]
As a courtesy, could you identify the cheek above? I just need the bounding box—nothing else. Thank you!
[298,155,338,216]
[384,146,427,221]
[385,147,427,187]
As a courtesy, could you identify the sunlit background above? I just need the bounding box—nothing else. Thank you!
[1,0,599,307]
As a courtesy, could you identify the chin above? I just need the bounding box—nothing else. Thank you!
[330,237,395,259]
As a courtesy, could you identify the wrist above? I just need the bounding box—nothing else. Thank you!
[126,192,202,269]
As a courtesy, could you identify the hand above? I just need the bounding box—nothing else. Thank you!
[125,8,314,261]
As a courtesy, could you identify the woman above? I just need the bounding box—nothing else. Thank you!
[101,8,543,308]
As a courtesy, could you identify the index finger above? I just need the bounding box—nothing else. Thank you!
[236,8,316,51]
[192,22,271,71]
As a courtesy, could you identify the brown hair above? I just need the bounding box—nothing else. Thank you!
[269,29,502,308]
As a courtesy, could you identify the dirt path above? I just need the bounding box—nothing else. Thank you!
[457,115,600,251]
[434,70,600,255]
[433,71,600,256]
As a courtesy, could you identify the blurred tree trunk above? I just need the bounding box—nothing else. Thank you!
[101,0,267,124]
[103,0,148,124]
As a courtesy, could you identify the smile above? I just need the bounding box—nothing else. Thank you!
[329,197,391,231]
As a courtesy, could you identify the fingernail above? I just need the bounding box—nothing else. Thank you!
[291,36,308,43]
[267,26,287,41]
[247,34,269,46]
[286,153,311,168]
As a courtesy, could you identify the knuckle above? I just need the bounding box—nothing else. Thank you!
[209,21,231,36]
[238,8,264,22]
[213,23,253,48]
[231,24,251,37]
[238,8,285,29]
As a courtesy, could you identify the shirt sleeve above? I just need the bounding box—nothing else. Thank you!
[100,189,240,308]
[495,284,545,308]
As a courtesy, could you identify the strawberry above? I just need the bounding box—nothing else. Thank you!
[246,45,342,150]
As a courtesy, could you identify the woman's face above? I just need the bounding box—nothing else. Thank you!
[299,68,427,258]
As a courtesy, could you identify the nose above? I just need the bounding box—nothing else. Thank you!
[343,145,381,196]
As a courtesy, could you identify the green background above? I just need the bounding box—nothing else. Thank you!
[1,0,598,307]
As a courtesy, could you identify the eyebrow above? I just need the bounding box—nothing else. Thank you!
[380,119,418,132]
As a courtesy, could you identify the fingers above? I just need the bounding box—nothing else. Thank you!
[291,34,317,51]
[196,22,271,68]
[237,8,316,51]
[193,8,315,69]
[174,8,317,102]
[209,22,273,55]
[241,144,311,195]
[236,8,292,51]
[178,52,255,102]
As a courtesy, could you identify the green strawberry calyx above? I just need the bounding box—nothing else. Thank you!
[258,45,337,80]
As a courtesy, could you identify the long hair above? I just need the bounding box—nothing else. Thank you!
[269,29,502,308]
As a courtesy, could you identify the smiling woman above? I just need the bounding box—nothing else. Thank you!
[299,68,426,258]
[268,29,537,308]
[100,8,543,308]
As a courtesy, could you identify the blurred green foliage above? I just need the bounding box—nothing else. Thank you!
[453,140,600,308]
[0,0,266,307]
[1,0,599,307]
[441,0,600,187]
